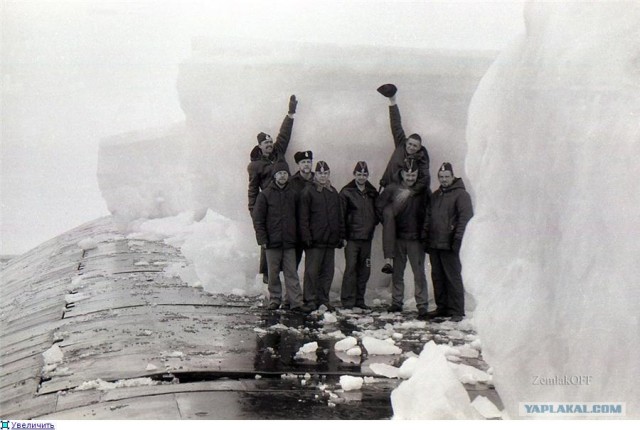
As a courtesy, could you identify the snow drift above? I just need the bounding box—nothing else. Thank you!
[465,1,640,418]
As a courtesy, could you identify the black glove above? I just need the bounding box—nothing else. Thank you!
[452,240,461,254]
[376,83,397,98]
[288,95,298,114]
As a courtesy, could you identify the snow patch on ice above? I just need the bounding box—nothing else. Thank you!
[346,346,362,357]
[43,345,64,365]
[322,312,338,324]
[334,336,357,352]
[77,238,98,250]
[339,375,363,391]
[369,363,399,379]
[398,356,420,379]
[471,395,503,419]
[391,342,479,419]
[74,377,159,391]
[449,363,492,384]
[362,337,402,355]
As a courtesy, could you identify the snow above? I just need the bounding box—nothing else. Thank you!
[56,0,638,419]
[471,395,503,419]
[369,363,400,379]
[77,238,97,250]
[362,337,402,355]
[74,377,159,391]
[449,363,492,385]
[339,375,364,392]
[334,336,358,352]
[345,347,362,357]
[42,345,64,365]
[465,2,640,417]
[398,356,419,380]
[391,342,480,419]
[322,312,338,324]
[297,342,318,355]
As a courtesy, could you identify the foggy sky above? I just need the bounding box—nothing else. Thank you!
[1,0,525,255]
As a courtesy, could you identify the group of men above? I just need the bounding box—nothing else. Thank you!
[247,85,474,321]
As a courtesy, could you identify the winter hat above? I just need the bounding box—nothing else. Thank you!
[353,161,369,175]
[377,83,397,98]
[315,161,330,173]
[402,157,418,173]
[272,161,290,176]
[439,162,454,175]
[294,150,313,163]
[257,132,272,144]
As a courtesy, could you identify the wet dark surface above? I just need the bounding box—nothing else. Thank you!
[2,217,501,420]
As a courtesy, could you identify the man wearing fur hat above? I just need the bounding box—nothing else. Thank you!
[423,162,474,322]
[377,84,431,275]
[339,161,379,310]
[251,161,305,312]
[376,158,429,317]
[289,150,315,268]
[247,95,298,283]
[298,161,346,312]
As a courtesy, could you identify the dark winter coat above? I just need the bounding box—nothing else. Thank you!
[425,178,474,250]
[299,182,345,248]
[247,115,294,212]
[376,183,428,240]
[339,180,379,241]
[379,105,430,194]
[289,171,314,199]
[251,181,298,249]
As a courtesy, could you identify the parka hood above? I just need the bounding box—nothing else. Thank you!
[439,177,466,193]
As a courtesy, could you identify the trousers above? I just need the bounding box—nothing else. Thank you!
[265,248,303,308]
[429,249,465,316]
[391,239,429,311]
[340,240,372,307]
[303,247,335,307]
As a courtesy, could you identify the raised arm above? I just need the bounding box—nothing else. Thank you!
[388,98,407,148]
[273,95,297,155]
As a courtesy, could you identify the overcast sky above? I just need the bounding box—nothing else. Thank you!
[1,0,525,255]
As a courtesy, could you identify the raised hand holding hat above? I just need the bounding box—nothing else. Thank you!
[376,84,397,98]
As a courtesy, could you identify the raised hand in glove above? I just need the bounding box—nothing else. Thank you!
[288,95,298,114]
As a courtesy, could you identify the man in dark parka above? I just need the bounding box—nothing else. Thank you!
[289,150,314,268]
[251,161,304,312]
[339,161,379,309]
[423,162,474,322]
[377,84,430,274]
[376,159,429,317]
[298,161,345,312]
[247,95,297,283]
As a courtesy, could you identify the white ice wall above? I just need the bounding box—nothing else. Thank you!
[465,1,640,418]
[98,40,493,300]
